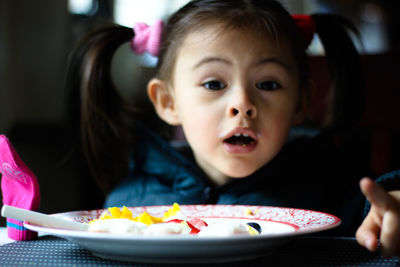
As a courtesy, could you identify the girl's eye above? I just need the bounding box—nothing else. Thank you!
[202,80,226,90]
[256,81,281,91]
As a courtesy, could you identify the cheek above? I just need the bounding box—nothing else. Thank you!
[268,116,292,146]
[258,96,298,140]
[180,106,218,147]
[174,87,220,142]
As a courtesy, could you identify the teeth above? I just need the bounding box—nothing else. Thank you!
[233,133,249,137]
[225,132,256,146]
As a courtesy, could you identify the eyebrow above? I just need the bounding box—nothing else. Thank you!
[192,57,231,70]
[256,58,293,72]
[192,56,292,72]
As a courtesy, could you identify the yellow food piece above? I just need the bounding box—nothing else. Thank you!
[246,225,259,236]
[92,203,181,225]
[244,208,259,216]
[133,212,163,225]
[98,206,133,220]
[162,203,181,221]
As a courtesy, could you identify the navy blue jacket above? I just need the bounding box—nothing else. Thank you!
[105,127,399,236]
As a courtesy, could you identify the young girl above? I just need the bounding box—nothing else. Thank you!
[68,0,400,257]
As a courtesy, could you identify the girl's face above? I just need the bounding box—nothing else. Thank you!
[152,25,306,185]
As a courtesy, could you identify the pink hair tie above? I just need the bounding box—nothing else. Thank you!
[131,20,164,57]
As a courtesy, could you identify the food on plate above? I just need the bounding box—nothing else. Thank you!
[246,222,262,234]
[197,220,259,237]
[88,203,261,236]
[244,207,259,216]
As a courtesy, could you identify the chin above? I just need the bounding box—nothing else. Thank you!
[223,167,258,179]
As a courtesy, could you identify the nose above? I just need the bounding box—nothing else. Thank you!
[227,88,257,119]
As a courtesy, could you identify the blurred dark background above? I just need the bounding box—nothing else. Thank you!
[1,0,400,227]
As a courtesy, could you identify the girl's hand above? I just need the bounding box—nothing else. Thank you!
[356,177,400,258]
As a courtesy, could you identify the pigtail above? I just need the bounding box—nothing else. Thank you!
[311,14,365,133]
[66,24,136,194]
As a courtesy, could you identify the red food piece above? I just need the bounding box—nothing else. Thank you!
[188,218,208,230]
[166,219,200,234]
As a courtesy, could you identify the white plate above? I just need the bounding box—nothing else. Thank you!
[24,205,340,263]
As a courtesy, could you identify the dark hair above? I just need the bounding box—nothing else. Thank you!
[66,25,136,194]
[67,0,364,194]
[311,14,365,131]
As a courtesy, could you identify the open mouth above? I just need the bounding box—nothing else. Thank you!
[224,133,255,146]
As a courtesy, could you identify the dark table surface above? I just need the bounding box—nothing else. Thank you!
[0,235,399,266]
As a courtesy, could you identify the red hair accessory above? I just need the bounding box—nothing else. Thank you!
[292,15,316,48]
[131,20,164,57]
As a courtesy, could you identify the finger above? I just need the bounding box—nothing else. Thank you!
[360,177,392,212]
[356,214,380,252]
[380,209,400,258]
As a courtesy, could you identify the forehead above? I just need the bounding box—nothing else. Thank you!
[175,24,296,67]
[177,25,293,58]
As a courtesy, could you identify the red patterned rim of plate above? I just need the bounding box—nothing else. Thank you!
[57,204,340,231]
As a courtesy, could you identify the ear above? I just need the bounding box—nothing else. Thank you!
[147,78,181,126]
[292,79,315,125]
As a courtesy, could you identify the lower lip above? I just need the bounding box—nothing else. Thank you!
[223,141,257,153]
